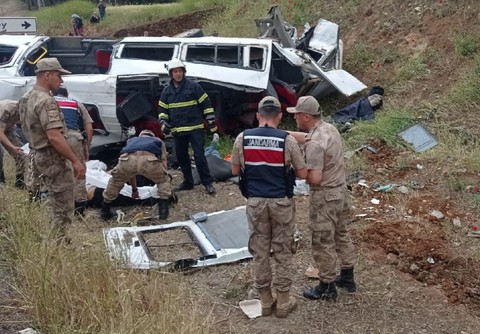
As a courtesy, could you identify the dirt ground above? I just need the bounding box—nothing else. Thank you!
[3,1,480,333]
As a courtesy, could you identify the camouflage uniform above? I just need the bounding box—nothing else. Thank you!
[231,132,305,293]
[18,86,75,229]
[305,120,355,283]
[103,143,171,203]
[63,102,92,203]
[0,100,25,184]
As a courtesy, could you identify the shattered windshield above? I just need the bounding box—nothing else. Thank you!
[0,45,17,65]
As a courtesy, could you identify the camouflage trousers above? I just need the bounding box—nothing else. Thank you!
[66,130,87,202]
[309,186,356,283]
[103,152,171,203]
[34,147,75,230]
[246,197,295,293]
[0,128,26,182]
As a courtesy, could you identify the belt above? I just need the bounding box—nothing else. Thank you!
[129,151,155,156]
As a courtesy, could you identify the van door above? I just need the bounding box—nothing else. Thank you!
[274,44,366,98]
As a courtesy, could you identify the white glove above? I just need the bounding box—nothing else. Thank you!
[368,94,382,107]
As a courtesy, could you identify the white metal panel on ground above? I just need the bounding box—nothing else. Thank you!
[103,206,251,269]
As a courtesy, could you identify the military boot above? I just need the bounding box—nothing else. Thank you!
[335,267,357,292]
[158,198,169,220]
[275,291,297,318]
[303,282,337,301]
[258,289,276,316]
[100,201,114,220]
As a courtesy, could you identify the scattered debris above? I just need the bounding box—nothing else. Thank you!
[374,184,397,192]
[370,198,380,205]
[358,179,369,188]
[430,210,445,220]
[19,329,39,334]
[344,144,378,159]
[239,299,262,319]
[397,185,409,194]
[467,227,480,238]
[410,179,426,189]
[427,257,435,264]
[416,164,424,170]
[398,123,438,152]
[452,217,462,228]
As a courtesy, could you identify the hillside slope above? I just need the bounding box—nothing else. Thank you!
[2,1,480,333]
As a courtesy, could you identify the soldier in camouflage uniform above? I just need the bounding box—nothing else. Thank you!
[231,97,307,318]
[18,58,85,236]
[53,86,93,214]
[101,129,172,220]
[0,100,25,187]
[288,96,356,302]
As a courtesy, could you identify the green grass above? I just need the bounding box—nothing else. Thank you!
[453,32,477,58]
[33,0,220,35]
[450,56,480,104]
[343,109,417,150]
[396,55,430,81]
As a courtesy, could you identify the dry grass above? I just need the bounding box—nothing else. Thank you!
[0,158,212,333]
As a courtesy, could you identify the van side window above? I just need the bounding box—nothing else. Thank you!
[185,45,242,66]
[248,47,264,70]
[217,45,241,65]
[121,45,175,61]
[186,45,215,63]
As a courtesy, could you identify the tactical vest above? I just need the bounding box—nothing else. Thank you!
[54,96,82,131]
[242,127,294,198]
[120,136,163,157]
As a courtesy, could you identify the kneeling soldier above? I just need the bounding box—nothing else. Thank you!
[101,129,172,220]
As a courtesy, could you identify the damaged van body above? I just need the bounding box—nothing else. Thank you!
[0,11,365,145]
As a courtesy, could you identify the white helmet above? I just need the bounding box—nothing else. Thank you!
[166,59,186,75]
[139,129,155,137]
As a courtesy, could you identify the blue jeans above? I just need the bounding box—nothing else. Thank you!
[174,129,213,186]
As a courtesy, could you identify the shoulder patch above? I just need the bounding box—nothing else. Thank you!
[47,110,61,122]
[47,102,58,111]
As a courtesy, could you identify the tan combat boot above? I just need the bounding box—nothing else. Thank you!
[258,289,276,316]
[275,291,297,318]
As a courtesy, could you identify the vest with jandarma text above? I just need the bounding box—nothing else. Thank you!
[241,127,294,198]
[54,96,82,131]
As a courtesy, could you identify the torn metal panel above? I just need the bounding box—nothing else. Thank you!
[255,5,296,48]
[399,123,438,152]
[297,19,342,70]
[103,206,251,269]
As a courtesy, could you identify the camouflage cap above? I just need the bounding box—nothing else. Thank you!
[286,96,320,115]
[35,58,71,74]
[258,96,281,111]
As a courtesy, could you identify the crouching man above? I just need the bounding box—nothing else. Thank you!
[101,129,172,220]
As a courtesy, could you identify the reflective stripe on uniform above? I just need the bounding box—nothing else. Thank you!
[204,107,214,116]
[198,93,208,104]
[166,100,198,109]
[172,123,204,133]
